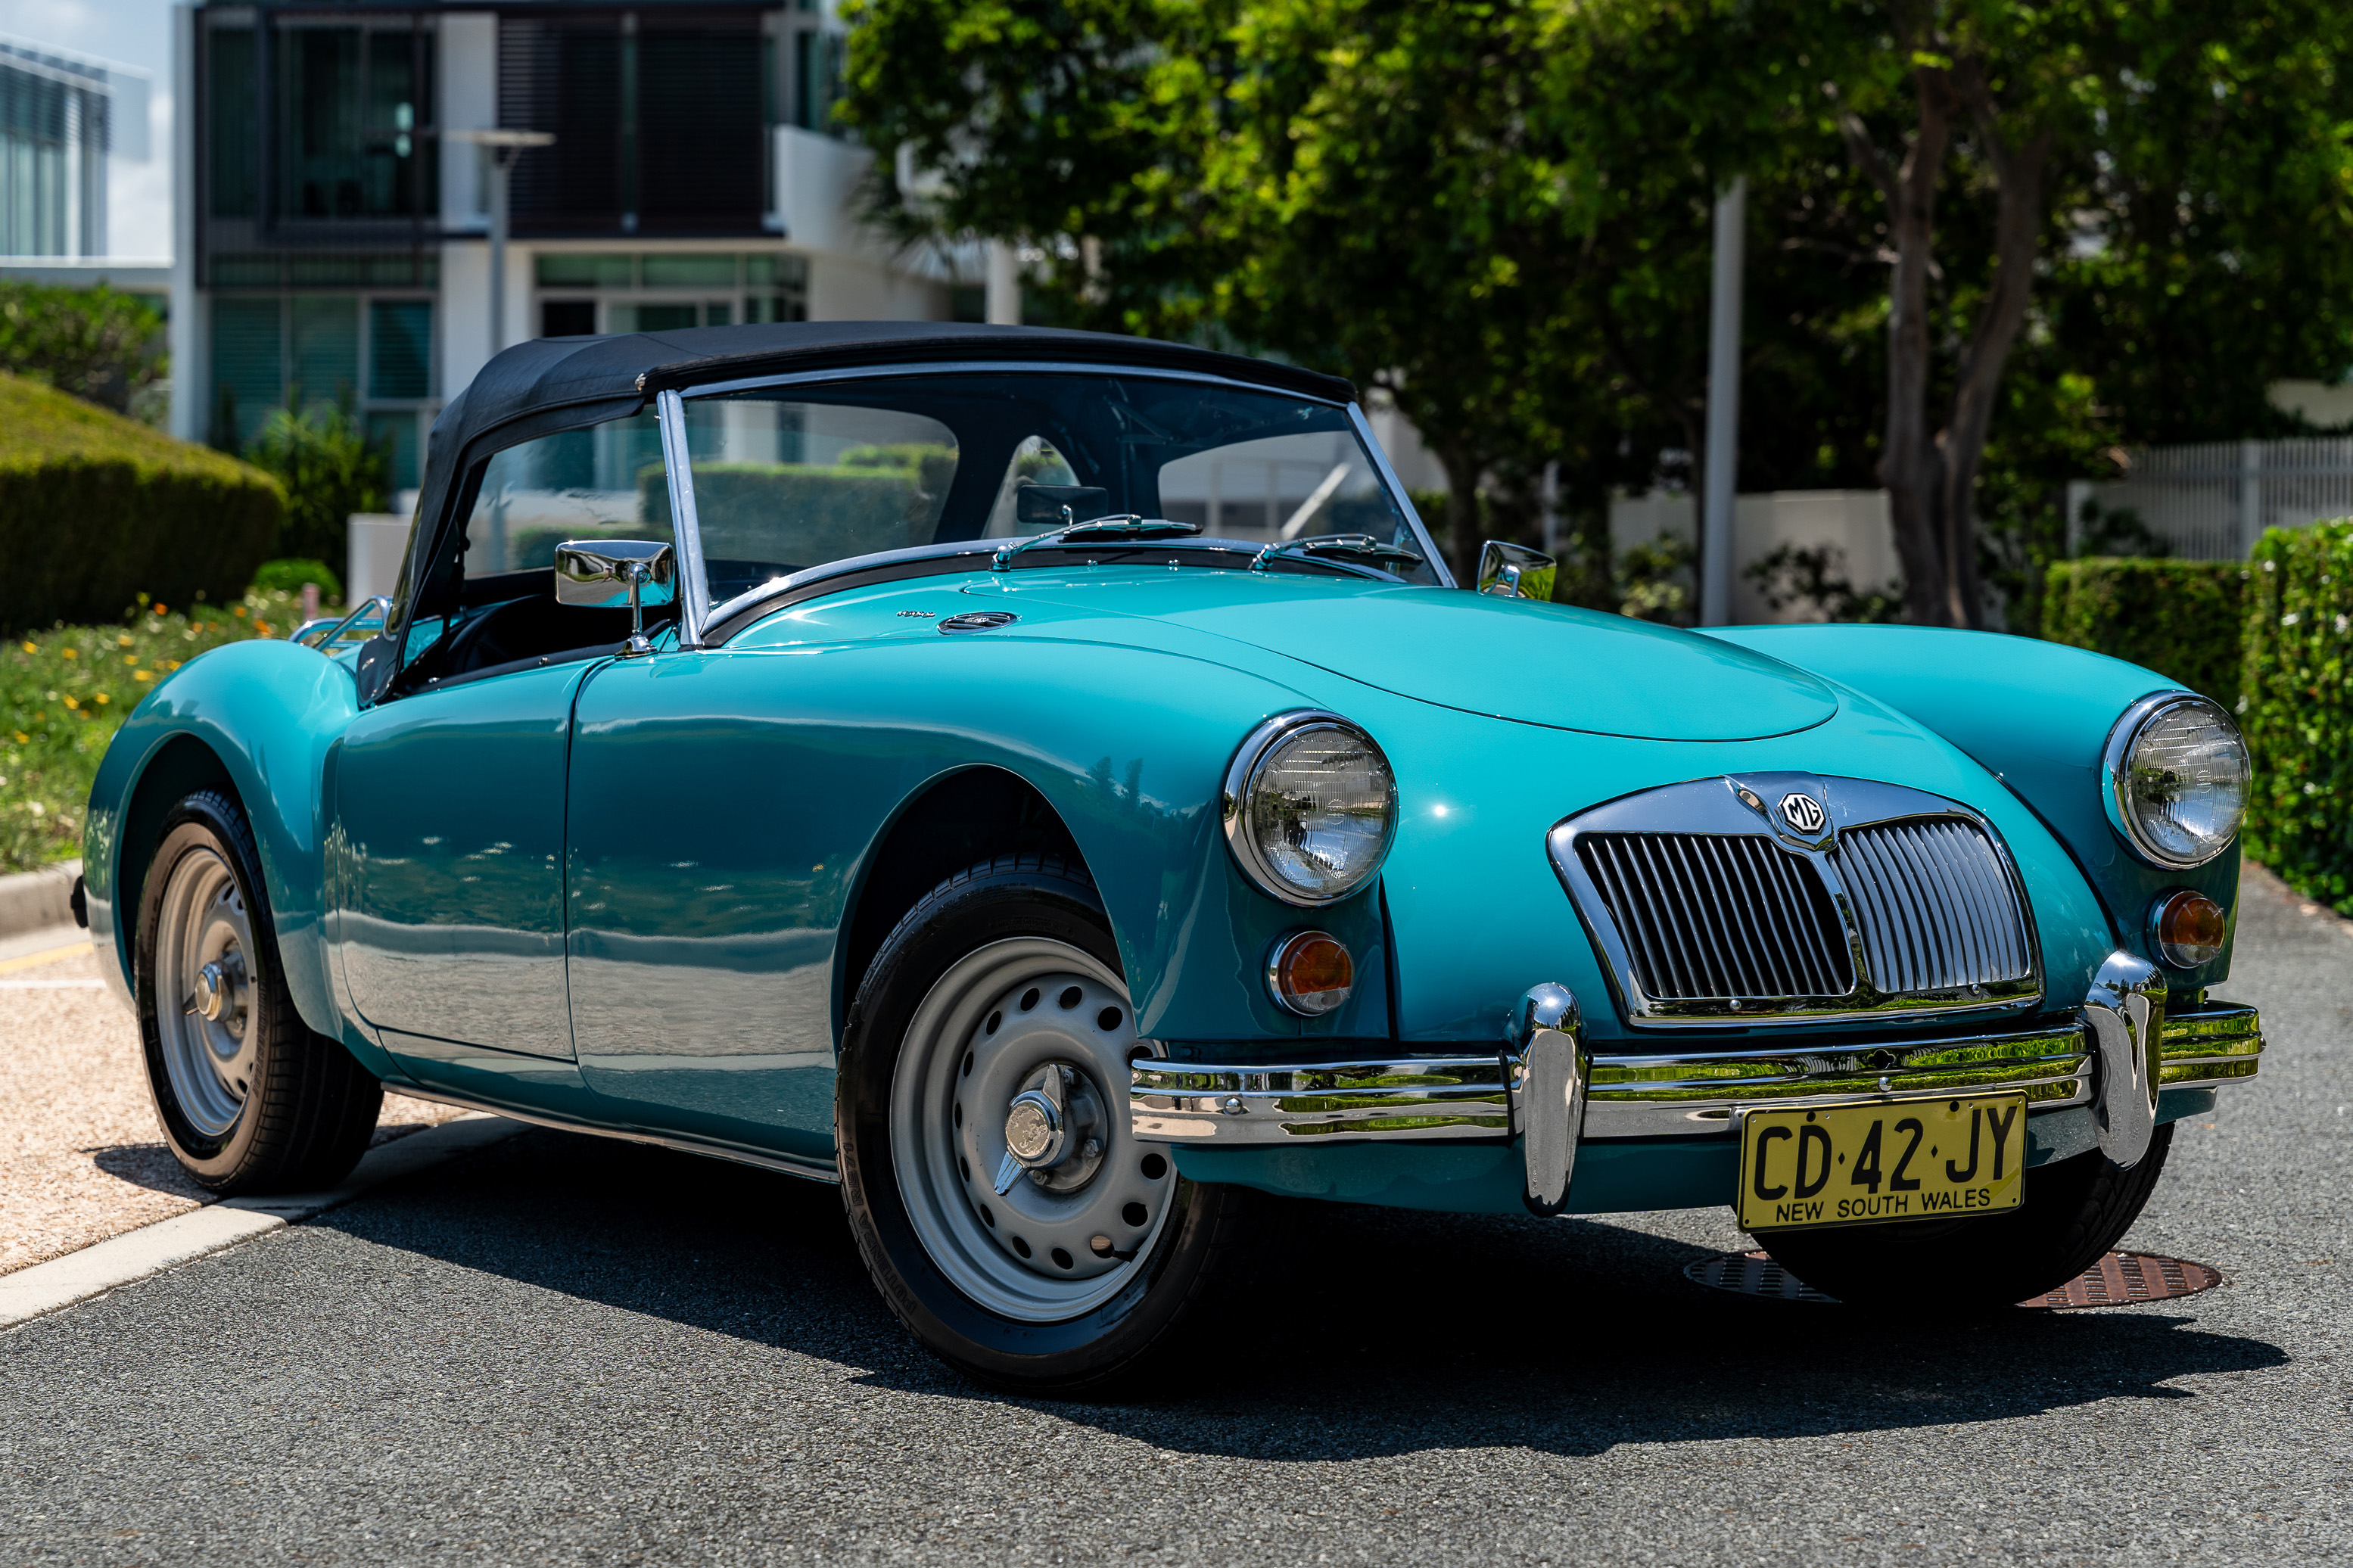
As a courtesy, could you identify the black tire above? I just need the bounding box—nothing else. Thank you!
[836,853,1278,1395]
[1757,1123,2174,1309]
[135,790,382,1193]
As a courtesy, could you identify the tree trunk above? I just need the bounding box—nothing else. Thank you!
[1935,79,2053,631]
[1841,65,1956,626]
[1438,444,1486,586]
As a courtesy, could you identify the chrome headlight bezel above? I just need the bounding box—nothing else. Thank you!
[2100,691,2251,870]
[1221,711,1399,907]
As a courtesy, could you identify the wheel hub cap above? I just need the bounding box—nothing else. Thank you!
[1004,1089,1064,1167]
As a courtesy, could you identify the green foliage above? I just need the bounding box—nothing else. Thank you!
[1743,543,1904,624]
[2041,557,2245,711]
[242,394,390,568]
[1617,532,1696,624]
[0,595,288,870]
[2239,521,2353,914]
[0,373,283,634]
[640,455,954,568]
[0,282,167,416]
[250,558,344,602]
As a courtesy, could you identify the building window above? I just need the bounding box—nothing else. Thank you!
[209,292,435,489]
[0,41,112,256]
[534,251,806,338]
[276,22,435,223]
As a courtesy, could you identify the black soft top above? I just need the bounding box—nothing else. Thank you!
[386,322,1357,654]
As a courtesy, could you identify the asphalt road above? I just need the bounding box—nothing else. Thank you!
[2,868,2347,1566]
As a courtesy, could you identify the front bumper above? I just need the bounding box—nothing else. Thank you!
[1130,955,2262,1216]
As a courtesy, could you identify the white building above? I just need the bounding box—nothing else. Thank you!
[164,0,970,489]
[0,32,167,294]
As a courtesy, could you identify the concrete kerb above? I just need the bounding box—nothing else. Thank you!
[0,1112,524,1330]
[0,860,81,941]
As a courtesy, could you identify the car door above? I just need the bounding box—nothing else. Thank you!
[335,405,671,1100]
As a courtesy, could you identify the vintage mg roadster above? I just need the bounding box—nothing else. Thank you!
[86,323,2263,1389]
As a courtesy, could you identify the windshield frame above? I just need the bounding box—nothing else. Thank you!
[667,359,1451,641]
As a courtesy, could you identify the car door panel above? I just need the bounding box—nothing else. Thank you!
[565,655,864,1162]
[335,663,588,1062]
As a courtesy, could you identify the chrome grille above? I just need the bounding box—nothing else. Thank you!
[1829,817,2032,994]
[1576,833,1853,1002]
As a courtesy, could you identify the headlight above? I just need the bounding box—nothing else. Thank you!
[2102,692,2250,869]
[1222,711,1398,905]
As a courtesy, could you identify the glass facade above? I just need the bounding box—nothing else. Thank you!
[534,251,808,338]
[276,23,435,223]
[0,43,110,256]
[209,292,435,487]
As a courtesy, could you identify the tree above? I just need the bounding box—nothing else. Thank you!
[0,283,166,418]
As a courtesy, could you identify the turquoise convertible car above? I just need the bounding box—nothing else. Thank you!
[86,323,2263,1389]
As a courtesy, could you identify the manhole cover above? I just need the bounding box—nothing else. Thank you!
[1683,1249,2225,1308]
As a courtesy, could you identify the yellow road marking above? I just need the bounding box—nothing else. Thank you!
[0,939,92,975]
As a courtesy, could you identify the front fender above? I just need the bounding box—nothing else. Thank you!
[1702,624,2240,988]
[83,639,357,1032]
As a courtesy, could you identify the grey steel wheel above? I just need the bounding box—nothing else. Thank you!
[150,844,257,1139]
[890,935,1174,1321]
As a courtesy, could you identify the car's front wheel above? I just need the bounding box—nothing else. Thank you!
[1756,1125,2175,1309]
[836,855,1273,1393]
[135,790,383,1193]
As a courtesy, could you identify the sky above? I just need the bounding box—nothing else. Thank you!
[1,0,175,260]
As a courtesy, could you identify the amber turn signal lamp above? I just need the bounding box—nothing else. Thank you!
[2151,889,2227,968]
[1266,930,1355,1016]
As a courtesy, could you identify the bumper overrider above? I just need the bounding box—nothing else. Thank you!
[1128,954,2262,1217]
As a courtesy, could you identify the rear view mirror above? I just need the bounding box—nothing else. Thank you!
[555,539,675,657]
[1016,484,1111,528]
[1476,540,1556,601]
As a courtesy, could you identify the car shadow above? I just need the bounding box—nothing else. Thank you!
[85,1118,461,1200]
[314,1125,2290,1463]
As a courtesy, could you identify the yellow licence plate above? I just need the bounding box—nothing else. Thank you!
[1738,1095,2028,1232]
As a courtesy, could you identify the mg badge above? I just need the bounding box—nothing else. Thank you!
[1779,792,1827,835]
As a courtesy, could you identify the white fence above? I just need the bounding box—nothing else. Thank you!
[2077,438,2353,560]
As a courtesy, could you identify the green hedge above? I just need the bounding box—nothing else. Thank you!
[640,450,954,568]
[0,373,282,632]
[2042,557,2246,712]
[2241,519,2353,914]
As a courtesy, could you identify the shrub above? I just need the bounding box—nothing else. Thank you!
[251,558,344,601]
[0,373,283,633]
[241,395,390,567]
[2041,557,2246,712]
[2240,520,2353,915]
[0,282,166,416]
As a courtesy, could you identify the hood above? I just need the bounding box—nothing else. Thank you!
[975,574,1840,742]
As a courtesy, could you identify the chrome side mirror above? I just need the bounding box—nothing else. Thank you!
[1477,540,1556,600]
[555,539,676,658]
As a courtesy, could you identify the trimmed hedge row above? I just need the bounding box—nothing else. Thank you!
[2241,520,2353,914]
[2042,556,2246,712]
[0,373,282,632]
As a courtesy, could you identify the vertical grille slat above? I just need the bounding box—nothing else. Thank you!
[1572,814,2032,1012]
[1576,833,1854,1003]
[1829,818,2032,997]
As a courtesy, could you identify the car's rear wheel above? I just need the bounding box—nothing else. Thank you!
[1756,1125,2174,1309]
[836,854,1274,1393]
[135,791,382,1193]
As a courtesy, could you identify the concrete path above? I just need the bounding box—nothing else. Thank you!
[0,866,2345,1565]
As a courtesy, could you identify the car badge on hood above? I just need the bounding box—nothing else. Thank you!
[1779,792,1827,835]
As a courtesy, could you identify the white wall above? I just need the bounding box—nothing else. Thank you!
[438,240,492,400]
[437,13,496,232]
[1612,488,1898,624]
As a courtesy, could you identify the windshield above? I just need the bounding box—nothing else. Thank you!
[671,372,1436,609]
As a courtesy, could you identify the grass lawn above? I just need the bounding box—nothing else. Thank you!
[0,587,316,873]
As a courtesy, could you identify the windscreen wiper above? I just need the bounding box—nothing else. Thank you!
[991,515,1203,571]
[1250,534,1427,574]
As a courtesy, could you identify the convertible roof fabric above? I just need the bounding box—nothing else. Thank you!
[372,323,1358,697]
[437,321,1356,459]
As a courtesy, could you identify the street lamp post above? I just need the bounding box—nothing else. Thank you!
[447,129,556,358]
[1700,176,1746,627]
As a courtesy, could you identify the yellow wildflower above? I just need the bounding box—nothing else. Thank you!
[60,648,75,659]
[116,636,131,648]
[17,642,31,655]
[233,606,247,618]
[123,655,138,667]
[133,670,152,683]
[61,696,77,710]
[93,693,108,705]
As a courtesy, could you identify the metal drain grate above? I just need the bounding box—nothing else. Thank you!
[1683,1249,2224,1309]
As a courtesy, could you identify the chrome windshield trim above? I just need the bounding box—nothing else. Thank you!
[1349,400,1453,587]
[1548,773,2045,1030]
[655,388,711,648]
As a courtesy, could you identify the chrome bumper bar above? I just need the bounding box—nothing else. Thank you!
[1129,958,2263,1210]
